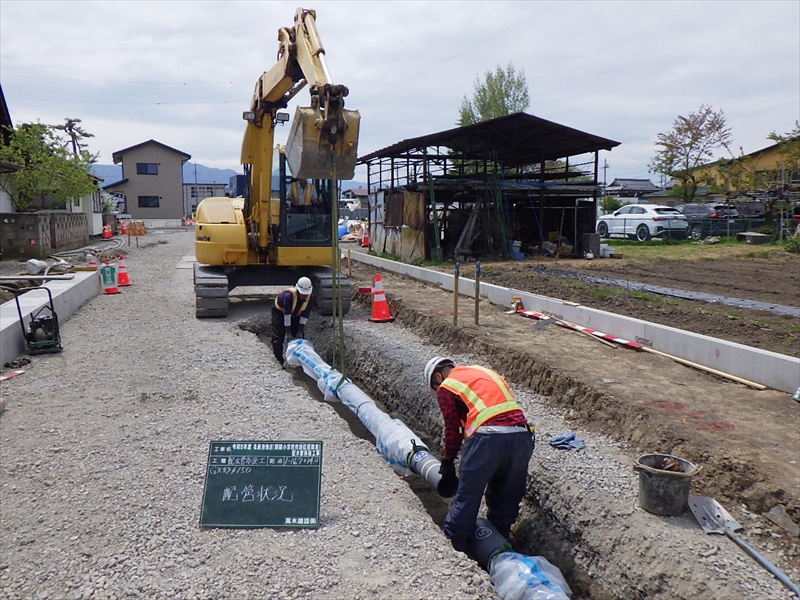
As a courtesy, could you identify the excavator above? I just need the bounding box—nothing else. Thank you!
[193,7,360,318]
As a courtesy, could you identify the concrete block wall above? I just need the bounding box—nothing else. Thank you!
[0,213,51,259]
[50,212,90,251]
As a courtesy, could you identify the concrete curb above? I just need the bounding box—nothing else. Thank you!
[0,271,100,367]
[345,251,800,394]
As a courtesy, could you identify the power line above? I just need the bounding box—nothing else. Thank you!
[11,98,243,106]
[2,74,248,86]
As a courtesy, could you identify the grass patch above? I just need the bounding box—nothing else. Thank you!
[630,290,653,301]
[591,288,620,300]
[744,251,772,259]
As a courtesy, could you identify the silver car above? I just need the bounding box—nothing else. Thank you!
[597,205,688,241]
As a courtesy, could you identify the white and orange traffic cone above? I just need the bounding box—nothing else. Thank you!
[99,261,120,295]
[369,273,395,323]
[361,225,370,248]
[120,220,128,235]
[102,224,112,239]
[116,255,131,286]
[87,253,98,270]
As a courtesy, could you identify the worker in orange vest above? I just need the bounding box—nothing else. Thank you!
[424,357,534,552]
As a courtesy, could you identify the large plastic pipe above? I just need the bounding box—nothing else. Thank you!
[285,339,448,493]
[285,340,572,599]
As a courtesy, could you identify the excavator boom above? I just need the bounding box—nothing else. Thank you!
[193,7,358,319]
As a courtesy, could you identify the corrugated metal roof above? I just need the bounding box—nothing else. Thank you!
[358,112,620,167]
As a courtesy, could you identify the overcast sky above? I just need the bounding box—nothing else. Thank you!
[1,1,798,185]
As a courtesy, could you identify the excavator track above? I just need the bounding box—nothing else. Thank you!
[194,264,230,318]
[308,267,351,316]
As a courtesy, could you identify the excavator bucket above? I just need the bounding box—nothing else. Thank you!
[285,106,361,180]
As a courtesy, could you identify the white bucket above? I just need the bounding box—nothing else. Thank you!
[511,240,522,253]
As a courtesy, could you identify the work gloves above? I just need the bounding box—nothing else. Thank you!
[298,324,305,340]
[437,459,459,498]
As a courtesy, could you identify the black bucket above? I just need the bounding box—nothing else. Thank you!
[633,453,700,516]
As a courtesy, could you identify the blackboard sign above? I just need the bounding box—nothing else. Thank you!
[200,440,322,528]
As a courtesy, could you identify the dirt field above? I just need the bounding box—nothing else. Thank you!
[344,242,800,564]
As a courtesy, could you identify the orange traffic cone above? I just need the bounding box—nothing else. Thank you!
[369,273,394,323]
[87,253,98,270]
[99,261,120,295]
[361,225,370,248]
[117,255,131,286]
[102,224,112,239]
[120,221,128,235]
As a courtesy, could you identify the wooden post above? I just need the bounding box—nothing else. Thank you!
[453,262,460,327]
[347,249,352,279]
[474,261,481,325]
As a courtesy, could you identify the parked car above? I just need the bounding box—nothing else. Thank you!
[677,203,744,240]
[596,205,688,241]
[733,200,765,218]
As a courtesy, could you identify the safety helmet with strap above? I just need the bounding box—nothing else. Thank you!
[424,356,455,389]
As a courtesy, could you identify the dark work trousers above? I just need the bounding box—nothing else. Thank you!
[271,307,299,365]
[442,430,534,552]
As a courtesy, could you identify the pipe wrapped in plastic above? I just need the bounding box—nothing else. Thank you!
[284,339,448,489]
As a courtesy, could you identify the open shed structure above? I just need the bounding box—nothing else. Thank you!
[357,112,620,262]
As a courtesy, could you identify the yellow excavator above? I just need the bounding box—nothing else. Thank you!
[193,7,360,318]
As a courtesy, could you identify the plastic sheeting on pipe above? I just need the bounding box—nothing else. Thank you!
[285,339,572,599]
[285,339,445,493]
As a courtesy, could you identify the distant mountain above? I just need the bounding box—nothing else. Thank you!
[90,162,240,185]
[90,164,123,184]
[182,163,240,184]
[90,162,365,192]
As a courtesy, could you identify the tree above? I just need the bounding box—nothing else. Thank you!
[768,122,800,189]
[648,104,732,203]
[458,62,530,126]
[52,118,95,156]
[0,122,98,212]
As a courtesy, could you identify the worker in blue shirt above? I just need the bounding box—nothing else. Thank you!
[271,277,313,365]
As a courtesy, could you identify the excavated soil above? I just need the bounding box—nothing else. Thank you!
[340,245,800,566]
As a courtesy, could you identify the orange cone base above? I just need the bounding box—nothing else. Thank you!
[118,275,131,286]
[369,315,395,323]
[103,287,121,295]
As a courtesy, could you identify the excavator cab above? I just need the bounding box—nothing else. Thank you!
[276,150,335,248]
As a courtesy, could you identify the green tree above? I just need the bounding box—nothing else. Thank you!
[458,62,530,126]
[0,122,98,212]
[599,195,623,214]
[648,104,732,203]
[52,117,95,156]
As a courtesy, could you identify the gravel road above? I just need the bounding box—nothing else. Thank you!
[0,232,494,600]
[1,231,797,599]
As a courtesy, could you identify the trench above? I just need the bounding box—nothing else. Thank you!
[246,319,595,599]
[237,291,797,600]
[281,358,452,527]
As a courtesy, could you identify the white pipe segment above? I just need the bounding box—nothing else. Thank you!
[285,339,572,598]
[285,339,443,487]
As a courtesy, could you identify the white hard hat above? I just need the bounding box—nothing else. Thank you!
[424,356,455,389]
[296,276,313,295]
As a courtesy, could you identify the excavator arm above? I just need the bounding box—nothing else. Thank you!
[240,7,360,253]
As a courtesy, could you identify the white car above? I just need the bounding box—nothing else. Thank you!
[597,205,688,241]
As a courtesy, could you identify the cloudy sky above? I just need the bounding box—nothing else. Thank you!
[1,1,798,184]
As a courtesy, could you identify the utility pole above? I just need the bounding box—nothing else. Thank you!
[603,159,608,190]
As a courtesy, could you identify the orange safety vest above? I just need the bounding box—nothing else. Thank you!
[439,366,521,438]
[274,288,311,317]
[289,182,314,206]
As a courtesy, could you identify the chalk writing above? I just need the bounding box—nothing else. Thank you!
[200,440,322,528]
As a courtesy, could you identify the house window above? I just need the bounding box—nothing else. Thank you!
[137,163,158,175]
[138,195,160,208]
